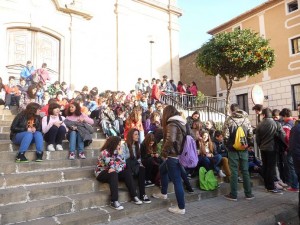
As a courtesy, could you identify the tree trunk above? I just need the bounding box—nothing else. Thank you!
[225,88,231,116]
[225,78,233,116]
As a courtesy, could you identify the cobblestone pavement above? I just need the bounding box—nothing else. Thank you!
[97,186,299,225]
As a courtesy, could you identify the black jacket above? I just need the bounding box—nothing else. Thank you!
[256,118,277,151]
[290,122,300,174]
[10,112,42,141]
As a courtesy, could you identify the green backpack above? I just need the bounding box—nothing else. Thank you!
[199,167,218,191]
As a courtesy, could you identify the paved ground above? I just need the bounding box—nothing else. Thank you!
[98,186,299,225]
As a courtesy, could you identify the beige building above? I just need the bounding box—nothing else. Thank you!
[0,0,182,92]
[208,0,300,121]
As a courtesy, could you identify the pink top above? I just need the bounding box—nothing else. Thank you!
[42,115,67,134]
[189,85,198,96]
[65,114,94,125]
[36,68,50,85]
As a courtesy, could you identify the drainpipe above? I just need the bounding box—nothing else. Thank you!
[115,0,119,91]
[65,4,73,88]
[168,0,173,79]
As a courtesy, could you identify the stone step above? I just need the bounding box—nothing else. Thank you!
[0,166,96,188]
[0,114,15,121]
[1,126,10,133]
[0,139,106,152]
[0,120,13,126]
[0,124,102,132]
[0,149,100,162]
[0,133,10,139]
[0,132,104,141]
[0,184,161,224]
[0,157,97,174]
[0,175,176,206]
[0,173,263,224]
[12,181,243,225]
[0,180,200,224]
[0,179,95,205]
[0,196,73,224]
[0,107,18,114]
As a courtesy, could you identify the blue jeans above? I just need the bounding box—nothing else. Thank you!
[69,131,84,153]
[210,154,223,173]
[13,131,43,153]
[287,152,299,189]
[100,120,120,135]
[160,157,185,209]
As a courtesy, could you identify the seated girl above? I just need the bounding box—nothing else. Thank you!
[95,136,142,210]
[121,128,151,203]
[64,102,94,160]
[42,103,67,151]
[10,103,43,162]
[198,130,226,178]
[140,133,163,187]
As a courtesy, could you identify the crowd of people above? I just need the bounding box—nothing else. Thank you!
[3,62,300,216]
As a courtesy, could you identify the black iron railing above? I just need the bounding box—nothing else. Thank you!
[161,92,226,123]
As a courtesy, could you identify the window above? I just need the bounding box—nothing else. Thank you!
[233,26,241,31]
[292,84,300,110]
[291,37,300,54]
[237,94,249,114]
[288,0,298,13]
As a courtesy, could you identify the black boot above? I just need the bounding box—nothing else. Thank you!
[36,152,44,162]
[16,152,28,163]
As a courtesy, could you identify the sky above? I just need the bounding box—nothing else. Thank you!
[177,0,267,57]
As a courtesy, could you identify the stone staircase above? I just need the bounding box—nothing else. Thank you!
[0,107,263,225]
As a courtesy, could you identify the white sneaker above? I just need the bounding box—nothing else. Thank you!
[278,180,288,188]
[47,144,55,151]
[152,192,167,200]
[69,152,76,160]
[219,170,226,178]
[78,152,86,159]
[274,182,284,190]
[168,206,185,214]
[132,196,142,205]
[110,201,124,210]
[56,144,63,151]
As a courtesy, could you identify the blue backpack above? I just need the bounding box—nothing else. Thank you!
[170,121,198,168]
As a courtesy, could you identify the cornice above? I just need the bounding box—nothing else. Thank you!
[208,0,283,35]
[132,0,182,16]
[52,0,93,20]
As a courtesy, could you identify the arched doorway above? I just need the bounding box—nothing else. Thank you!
[6,28,60,82]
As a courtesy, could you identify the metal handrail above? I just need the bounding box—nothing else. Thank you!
[161,91,226,122]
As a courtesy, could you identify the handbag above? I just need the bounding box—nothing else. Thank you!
[126,158,140,176]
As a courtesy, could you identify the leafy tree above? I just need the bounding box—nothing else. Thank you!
[196,29,275,115]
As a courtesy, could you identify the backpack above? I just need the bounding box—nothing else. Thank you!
[170,121,199,168]
[106,121,119,137]
[199,167,218,191]
[230,117,248,151]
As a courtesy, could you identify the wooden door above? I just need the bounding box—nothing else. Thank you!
[7,29,60,81]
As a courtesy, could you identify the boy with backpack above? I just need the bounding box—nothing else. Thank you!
[222,103,254,201]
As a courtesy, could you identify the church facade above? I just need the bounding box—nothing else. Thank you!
[0,0,182,91]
